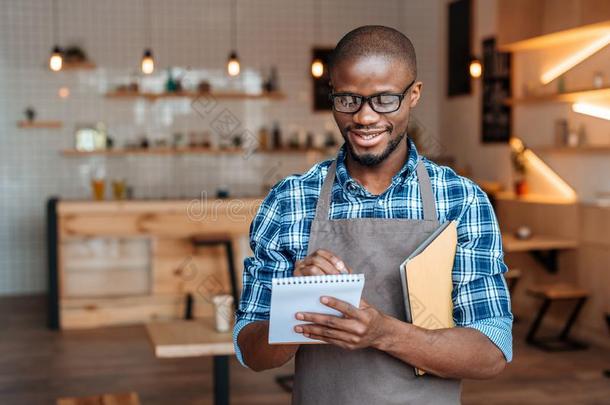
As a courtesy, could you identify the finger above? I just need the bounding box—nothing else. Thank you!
[313,249,348,273]
[300,265,325,276]
[295,311,358,332]
[296,323,359,345]
[320,296,361,320]
[303,333,355,349]
[307,255,343,275]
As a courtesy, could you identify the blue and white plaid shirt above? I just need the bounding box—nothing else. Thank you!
[234,138,513,366]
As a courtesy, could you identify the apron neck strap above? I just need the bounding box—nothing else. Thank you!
[314,157,438,222]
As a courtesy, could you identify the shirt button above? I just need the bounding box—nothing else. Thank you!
[378,200,384,206]
[348,183,357,191]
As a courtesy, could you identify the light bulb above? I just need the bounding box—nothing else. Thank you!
[49,46,63,71]
[311,59,324,78]
[141,49,154,74]
[469,59,482,78]
[227,51,240,76]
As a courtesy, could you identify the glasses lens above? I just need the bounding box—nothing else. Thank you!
[333,95,361,112]
[371,94,400,113]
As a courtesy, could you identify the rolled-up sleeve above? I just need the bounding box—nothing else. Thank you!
[233,184,293,367]
[451,184,513,362]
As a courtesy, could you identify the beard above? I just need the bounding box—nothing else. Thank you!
[343,127,407,167]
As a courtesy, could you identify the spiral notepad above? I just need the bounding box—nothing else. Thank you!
[268,274,365,344]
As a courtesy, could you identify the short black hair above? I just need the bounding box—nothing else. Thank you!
[330,25,417,78]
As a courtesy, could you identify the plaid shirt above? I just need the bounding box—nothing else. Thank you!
[234,138,513,366]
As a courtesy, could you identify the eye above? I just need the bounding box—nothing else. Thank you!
[374,94,398,105]
[337,95,359,108]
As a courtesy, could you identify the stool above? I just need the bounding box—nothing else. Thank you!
[57,392,140,405]
[525,283,589,351]
[184,236,240,320]
[504,269,522,295]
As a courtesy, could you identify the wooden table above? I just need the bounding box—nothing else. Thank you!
[146,318,235,405]
[502,233,578,273]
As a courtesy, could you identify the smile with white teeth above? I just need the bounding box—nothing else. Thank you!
[354,131,384,140]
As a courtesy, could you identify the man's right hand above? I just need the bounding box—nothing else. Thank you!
[293,249,351,276]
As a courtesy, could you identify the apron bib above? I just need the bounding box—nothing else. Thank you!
[292,158,462,405]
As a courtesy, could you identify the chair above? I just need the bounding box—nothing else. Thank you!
[525,283,589,351]
[184,236,240,319]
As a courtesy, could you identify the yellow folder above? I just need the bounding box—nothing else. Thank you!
[399,221,457,376]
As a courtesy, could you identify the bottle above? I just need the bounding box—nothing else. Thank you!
[272,122,282,150]
[258,126,269,150]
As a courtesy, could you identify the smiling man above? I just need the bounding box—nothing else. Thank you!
[234,26,512,404]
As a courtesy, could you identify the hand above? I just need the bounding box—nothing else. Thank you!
[293,249,351,276]
[294,297,391,350]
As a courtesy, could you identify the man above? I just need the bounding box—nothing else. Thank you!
[234,26,512,404]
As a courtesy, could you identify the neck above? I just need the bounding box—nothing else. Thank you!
[345,138,409,195]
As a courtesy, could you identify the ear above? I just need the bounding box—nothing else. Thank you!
[408,81,423,108]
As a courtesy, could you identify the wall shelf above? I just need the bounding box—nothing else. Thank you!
[17,120,63,129]
[504,86,610,105]
[499,20,610,52]
[60,147,327,157]
[105,90,286,101]
[61,61,96,71]
[534,146,610,154]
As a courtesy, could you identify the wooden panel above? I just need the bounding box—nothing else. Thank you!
[580,205,610,245]
[542,0,581,34]
[151,238,229,296]
[61,238,150,298]
[495,198,579,238]
[580,0,610,25]
[60,294,214,329]
[497,0,544,48]
[146,318,235,358]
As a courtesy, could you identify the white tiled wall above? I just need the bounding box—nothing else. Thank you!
[0,0,443,295]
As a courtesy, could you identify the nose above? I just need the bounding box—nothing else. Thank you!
[352,100,381,126]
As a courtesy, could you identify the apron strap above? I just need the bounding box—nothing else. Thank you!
[313,157,437,222]
[415,159,438,222]
[314,160,337,221]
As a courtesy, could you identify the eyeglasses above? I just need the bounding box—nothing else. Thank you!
[329,79,416,114]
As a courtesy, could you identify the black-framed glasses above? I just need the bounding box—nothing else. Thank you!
[329,78,416,114]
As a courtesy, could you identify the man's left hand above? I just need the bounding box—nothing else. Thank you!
[294,297,391,350]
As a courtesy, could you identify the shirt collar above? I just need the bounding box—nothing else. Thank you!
[335,137,420,196]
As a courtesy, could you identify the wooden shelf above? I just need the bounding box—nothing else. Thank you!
[499,20,610,52]
[505,86,610,105]
[534,145,610,154]
[60,147,327,157]
[17,120,63,129]
[105,90,286,101]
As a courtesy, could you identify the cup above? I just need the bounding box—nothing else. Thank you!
[212,294,234,333]
[112,179,126,200]
[91,178,106,201]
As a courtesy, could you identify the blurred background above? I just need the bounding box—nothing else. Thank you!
[0,0,609,404]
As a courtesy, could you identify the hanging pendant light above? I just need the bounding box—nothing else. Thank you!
[49,0,62,71]
[227,51,240,76]
[49,46,63,72]
[469,57,482,78]
[227,0,240,76]
[310,0,323,78]
[141,0,154,74]
[141,49,154,74]
[311,58,324,78]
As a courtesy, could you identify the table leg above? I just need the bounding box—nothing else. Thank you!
[213,355,230,405]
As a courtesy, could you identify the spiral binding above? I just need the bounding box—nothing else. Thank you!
[273,273,364,286]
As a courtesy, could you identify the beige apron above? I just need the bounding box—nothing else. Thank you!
[292,158,462,405]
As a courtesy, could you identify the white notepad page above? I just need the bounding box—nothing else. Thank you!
[268,274,365,344]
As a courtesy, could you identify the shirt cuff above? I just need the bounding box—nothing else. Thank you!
[233,318,256,368]
[463,316,513,362]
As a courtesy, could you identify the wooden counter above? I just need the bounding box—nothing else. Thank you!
[49,198,262,329]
